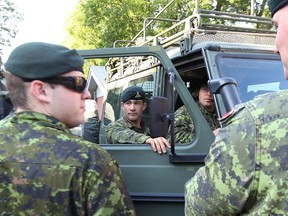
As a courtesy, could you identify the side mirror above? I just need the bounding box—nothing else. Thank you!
[208,77,241,112]
[149,96,169,138]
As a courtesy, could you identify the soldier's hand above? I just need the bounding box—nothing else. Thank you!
[145,137,171,154]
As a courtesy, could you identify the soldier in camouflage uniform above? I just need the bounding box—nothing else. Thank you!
[106,86,171,154]
[167,82,219,143]
[1,42,135,215]
[185,1,288,215]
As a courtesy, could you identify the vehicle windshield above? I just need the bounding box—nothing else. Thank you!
[217,54,286,103]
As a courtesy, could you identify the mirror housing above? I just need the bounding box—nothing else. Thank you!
[208,77,241,112]
[149,96,169,138]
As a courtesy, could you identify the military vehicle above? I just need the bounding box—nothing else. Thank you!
[79,3,285,216]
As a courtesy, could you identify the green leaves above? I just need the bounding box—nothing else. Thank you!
[0,0,23,56]
[64,0,271,53]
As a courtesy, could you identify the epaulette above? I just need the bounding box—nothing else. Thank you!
[219,104,245,127]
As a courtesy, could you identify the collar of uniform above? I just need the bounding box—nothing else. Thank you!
[122,116,146,130]
[11,111,71,133]
[197,102,215,115]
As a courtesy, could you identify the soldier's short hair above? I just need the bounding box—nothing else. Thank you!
[4,72,28,109]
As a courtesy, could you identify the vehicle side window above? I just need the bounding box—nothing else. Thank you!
[105,88,122,124]
[104,75,154,128]
[130,75,154,128]
[216,54,285,103]
[168,78,219,144]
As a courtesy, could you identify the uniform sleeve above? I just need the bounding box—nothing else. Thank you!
[87,160,136,216]
[185,106,256,215]
[105,122,150,144]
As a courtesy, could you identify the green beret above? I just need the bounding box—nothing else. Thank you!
[121,86,146,102]
[268,0,288,16]
[4,42,84,79]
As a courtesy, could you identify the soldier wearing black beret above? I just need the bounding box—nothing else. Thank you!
[106,85,171,154]
[0,42,135,215]
[185,1,288,215]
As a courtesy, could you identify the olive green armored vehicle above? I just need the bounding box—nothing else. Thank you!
[79,3,284,216]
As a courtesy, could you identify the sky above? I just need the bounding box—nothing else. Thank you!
[2,0,77,61]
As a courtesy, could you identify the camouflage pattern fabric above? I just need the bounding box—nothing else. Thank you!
[167,102,219,143]
[185,90,288,215]
[106,116,150,144]
[0,111,135,216]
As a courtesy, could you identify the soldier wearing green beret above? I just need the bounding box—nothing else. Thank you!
[106,86,171,154]
[167,82,219,144]
[0,42,135,215]
[185,1,288,215]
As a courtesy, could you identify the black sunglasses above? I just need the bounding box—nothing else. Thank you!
[24,76,87,93]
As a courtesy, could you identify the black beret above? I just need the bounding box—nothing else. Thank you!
[4,42,84,79]
[268,0,288,16]
[121,86,146,102]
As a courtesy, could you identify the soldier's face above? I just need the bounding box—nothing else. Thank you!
[272,4,288,79]
[49,71,91,128]
[121,100,147,123]
[198,85,215,112]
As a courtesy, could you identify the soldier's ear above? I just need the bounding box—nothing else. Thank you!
[142,101,147,110]
[120,102,124,109]
[30,80,50,103]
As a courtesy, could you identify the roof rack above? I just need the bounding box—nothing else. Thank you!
[108,1,276,81]
[113,2,276,50]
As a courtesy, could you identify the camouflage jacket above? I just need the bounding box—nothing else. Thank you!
[106,116,150,144]
[167,102,219,143]
[0,111,135,216]
[185,90,288,215]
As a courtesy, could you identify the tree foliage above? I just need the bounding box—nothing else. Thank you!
[65,0,271,50]
[0,0,23,57]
